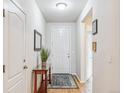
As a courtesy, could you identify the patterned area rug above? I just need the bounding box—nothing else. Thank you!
[48,73,78,89]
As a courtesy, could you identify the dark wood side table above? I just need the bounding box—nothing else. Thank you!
[33,64,51,93]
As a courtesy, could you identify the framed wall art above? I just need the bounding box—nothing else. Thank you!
[92,19,98,35]
[92,42,97,52]
[34,29,42,51]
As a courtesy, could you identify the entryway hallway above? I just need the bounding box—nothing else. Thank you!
[3,0,119,93]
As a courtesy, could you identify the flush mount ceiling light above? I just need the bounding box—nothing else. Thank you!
[56,3,67,10]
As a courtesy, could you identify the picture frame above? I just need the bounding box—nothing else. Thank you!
[92,42,97,52]
[92,19,98,35]
[34,29,42,51]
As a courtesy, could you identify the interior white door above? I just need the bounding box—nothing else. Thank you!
[51,25,71,73]
[3,0,27,93]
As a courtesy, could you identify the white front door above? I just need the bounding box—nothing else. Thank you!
[3,0,27,93]
[51,25,71,73]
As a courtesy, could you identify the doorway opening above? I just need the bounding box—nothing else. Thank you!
[82,9,93,93]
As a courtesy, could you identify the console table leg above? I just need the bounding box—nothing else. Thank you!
[45,72,47,93]
[49,67,51,84]
[34,72,37,93]
[41,74,43,83]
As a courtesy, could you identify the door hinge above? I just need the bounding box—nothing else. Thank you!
[23,59,26,62]
[3,9,5,17]
[3,65,5,73]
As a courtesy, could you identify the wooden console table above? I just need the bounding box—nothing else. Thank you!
[33,64,51,93]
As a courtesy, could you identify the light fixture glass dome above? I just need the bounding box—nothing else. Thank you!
[56,3,67,10]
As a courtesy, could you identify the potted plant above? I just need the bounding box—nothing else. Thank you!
[40,48,50,68]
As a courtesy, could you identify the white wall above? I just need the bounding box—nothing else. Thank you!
[9,0,46,93]
[46,23,76,74]
[76,0,119,93]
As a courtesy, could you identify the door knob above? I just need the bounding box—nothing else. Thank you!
[23,65,28,69]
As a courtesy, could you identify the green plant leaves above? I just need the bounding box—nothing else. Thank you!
[40,48,50,62]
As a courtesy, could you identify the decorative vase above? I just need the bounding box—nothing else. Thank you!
[42,61,46,68]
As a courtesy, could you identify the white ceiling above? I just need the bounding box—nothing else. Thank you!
[36,0,88,22]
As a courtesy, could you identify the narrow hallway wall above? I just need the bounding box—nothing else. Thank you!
[76,0,119,93]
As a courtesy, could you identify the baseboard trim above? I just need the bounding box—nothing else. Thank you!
[71,73,85,84]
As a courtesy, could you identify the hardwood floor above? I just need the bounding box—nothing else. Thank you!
[47,76,85,93]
